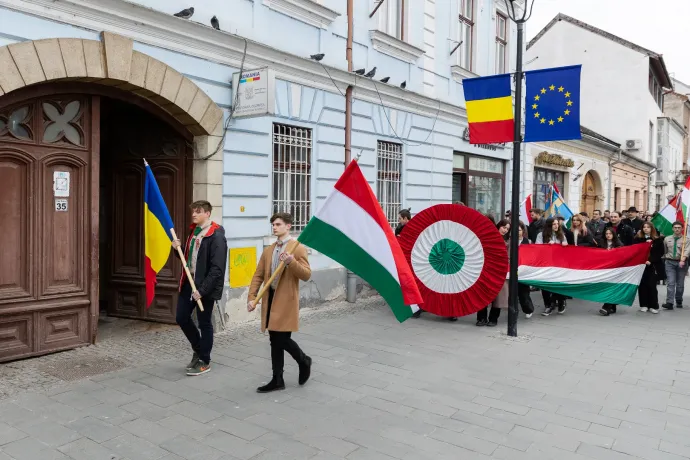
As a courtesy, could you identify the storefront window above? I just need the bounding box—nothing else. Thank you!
[469,156,502,174]
[533,167,564,210]
[468,175,503,216]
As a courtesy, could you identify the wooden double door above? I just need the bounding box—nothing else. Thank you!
[0,87,191,362]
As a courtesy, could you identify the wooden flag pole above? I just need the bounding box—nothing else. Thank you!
[170,228,204,312]
[250,242,298,309]
[681,204,690,266]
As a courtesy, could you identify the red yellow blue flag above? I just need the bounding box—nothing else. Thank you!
[462,74,515,144]
[144,163,175,307]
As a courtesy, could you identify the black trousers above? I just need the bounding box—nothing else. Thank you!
[638,265,659,310]
[542,290,565,308]
[477,306,501,322]
[518,284,535,314]
[176,281,215,363]
[267,288,306,375]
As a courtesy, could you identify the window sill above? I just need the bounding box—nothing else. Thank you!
[263,0,340,29]
[369,30,425,64]
[451,65,479,83]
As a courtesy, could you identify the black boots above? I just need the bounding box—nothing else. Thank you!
[299,356,312,386]
[257,374,286,393]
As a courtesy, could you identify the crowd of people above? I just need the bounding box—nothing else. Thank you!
[397,204,689,326]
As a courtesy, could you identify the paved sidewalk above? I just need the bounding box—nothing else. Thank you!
[3,296,690,460]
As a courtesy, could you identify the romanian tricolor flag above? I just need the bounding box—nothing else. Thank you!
[144,163,175,307]
[463,74,515,144]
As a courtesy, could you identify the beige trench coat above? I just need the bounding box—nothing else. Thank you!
[248,240,311,332]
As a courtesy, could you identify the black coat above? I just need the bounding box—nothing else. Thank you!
[587,219,606,241]
[622,217,644,233]
[605,222,635,246]
[597,238,623,249]
[572,229,595,247]
[528,218,544,243]
[634,235,665,280]
[563,227,575,246]
[180,222,228,300]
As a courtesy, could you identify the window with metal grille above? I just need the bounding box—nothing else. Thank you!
[272,123,312,232]
[377,141,403,228]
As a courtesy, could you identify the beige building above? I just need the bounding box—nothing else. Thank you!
[663,78,690,186]
[610,151,654,213]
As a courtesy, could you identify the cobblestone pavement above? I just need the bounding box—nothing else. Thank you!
[3,294,690,459]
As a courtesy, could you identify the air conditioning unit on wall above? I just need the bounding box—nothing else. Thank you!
[626,139,642,150]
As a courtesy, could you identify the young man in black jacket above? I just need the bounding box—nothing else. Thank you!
[527,208,545,243]
[172,200,228,376]
[606,211,634,246]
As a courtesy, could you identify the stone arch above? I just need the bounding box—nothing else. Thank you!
[0,31,225,214]
[580,169,604,216]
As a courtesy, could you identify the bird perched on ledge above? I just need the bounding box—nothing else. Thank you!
[310,53,325,61]
[174,7,194,19]
[211,15,220,30]
[364,67,377,78]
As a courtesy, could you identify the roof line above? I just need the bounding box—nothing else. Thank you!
[527,13,672,88]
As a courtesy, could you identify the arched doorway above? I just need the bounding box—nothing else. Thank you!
[580,171,602,216]
[0,33,223,362]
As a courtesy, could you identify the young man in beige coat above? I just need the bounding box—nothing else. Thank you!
[248,212,312,393]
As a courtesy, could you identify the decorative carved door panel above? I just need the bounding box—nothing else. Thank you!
[0,96,95,362]
[101,99,190,323]
[580,171,596,216]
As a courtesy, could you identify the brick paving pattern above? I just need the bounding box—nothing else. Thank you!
[2,295,690,459]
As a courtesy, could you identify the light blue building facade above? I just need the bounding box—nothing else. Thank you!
[0,0,524,340]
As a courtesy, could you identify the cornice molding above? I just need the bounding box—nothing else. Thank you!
[450,65,478,83]
[369,30,425,64]
[0,0,466,124]
[262,0,340,30]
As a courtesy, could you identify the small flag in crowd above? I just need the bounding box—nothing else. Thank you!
[524,65,582,142]
[518,244,650,306]
[653,176,690,235]
[462,74,515,145]
[297,161,423,322]
[144,163,175,307]
[545,185,574,228]
[519,194,532,225]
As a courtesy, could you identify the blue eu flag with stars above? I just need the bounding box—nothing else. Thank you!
[524,65,582,142]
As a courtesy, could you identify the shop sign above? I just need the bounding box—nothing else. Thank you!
[536,151,575,168]
[231,67,276,118]
[462,128,506,151]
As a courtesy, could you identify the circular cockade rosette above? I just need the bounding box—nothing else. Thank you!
[398,204,509,317]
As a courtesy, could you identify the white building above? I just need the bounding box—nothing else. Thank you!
[527,13,672,212]
[664,78,690,189]
[655,117,687,201]
[0,0,526,361]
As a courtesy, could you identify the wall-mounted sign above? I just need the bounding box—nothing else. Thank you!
[53,171,70,197]
[229,247,257,288]
[55,199,68,212]
[536,151,575,168]
[231,68,276,118]
[462,128,506,151]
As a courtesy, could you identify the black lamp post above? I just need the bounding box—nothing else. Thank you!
[504,0,535,337]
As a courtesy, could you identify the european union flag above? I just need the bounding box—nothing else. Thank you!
[524,65,582,142]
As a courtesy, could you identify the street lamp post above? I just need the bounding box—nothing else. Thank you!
[504,0,535,337]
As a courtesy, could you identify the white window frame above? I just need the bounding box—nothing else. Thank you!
[377,140,403,228]
[495,11,508,74]
[378,0,405,40]
[272,123,312,233]
[457,0,474,71]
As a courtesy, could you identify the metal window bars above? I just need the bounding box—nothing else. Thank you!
[272,123,312,232]
[377,140,403,228]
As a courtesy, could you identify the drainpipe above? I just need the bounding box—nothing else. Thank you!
[345,0,357,303]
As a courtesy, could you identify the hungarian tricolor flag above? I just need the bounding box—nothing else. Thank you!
[518,244,650,306]
[144,163,175,306]
[298,161,423,322]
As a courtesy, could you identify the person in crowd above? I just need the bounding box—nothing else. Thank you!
[622,207,644,233]
[571,214,594,246]
[606,211,634,246]
[528,208,545,243]
[477,219,510,326]
[634,222,663,314]
[598,227,623,316]
[395,208,411,237]
[248,213,313,393]
[515,221,535,318]
[662,221,690,310]
[556,215,575,245]
[172,200,227,376]
[587,209,606,243]
[579,211,589,223]
[536,218,568,316]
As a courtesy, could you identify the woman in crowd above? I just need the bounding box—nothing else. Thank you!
[536,218,568,316]
[477,219,510,326]
[598,227,623,316]
[515,221,535,318]
[634,222,663,314]
[571,214,594,247]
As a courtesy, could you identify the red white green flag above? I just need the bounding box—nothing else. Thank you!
[298,161,423,322]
